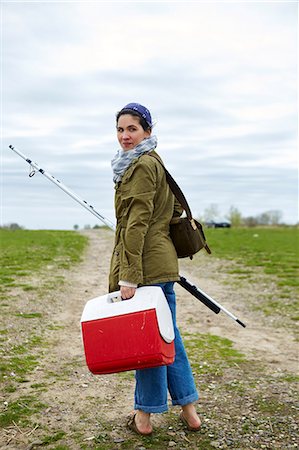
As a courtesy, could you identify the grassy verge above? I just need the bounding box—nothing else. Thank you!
[0,230,88,439]
[184,332,245,376]
[0,229,87,299]
[204,227,298,289]
[191,227,299,324]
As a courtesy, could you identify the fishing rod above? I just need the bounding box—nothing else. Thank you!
[178,277,246,327]
[9,144,246,328]
[9,145,115,230]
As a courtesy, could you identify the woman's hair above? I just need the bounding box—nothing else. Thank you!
[116,109,151,132]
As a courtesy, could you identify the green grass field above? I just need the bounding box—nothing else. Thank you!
[191,226,299,323]
[204,227,298,289]
[0,229,88,381]
[0,229,89,436]
[0,229,88,299]
[199,227,299,325]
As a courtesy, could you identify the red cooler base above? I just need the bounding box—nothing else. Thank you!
[82,309,175,374]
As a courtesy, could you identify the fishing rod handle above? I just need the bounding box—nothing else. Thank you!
[178,276,220,314]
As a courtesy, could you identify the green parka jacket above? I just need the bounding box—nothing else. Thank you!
[109,150,182,292]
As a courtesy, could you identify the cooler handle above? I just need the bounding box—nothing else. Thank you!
[106,291,127,304]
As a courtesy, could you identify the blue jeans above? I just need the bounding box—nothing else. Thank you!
[134,282,199,413]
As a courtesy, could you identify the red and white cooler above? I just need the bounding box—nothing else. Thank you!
[81,286,175,374]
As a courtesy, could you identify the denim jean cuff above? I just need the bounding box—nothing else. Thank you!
[134,402,169,413]
[171,391,199,406]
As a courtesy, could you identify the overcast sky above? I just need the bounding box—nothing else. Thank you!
[1,1,298,230]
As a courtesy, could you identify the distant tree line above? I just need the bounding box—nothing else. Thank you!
[73,224,110,231]
[0,209,295,232]
[200,204,289,228]
[73,205,296,231]
[1,223,24,230]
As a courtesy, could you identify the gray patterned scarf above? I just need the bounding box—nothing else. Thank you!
[111,135,158,183]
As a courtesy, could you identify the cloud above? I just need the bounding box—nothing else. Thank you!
[2,1,297,229]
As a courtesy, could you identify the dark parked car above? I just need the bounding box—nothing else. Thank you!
[205,220,231,228]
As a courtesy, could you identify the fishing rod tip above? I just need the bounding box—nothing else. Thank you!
[9,144,14,149]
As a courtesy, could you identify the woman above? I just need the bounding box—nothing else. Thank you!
[109,102,201,435]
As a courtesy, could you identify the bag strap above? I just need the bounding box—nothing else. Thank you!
[149,153,194,222]
[150,153,212,254]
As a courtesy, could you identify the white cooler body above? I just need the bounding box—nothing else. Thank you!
[81,286,175,374]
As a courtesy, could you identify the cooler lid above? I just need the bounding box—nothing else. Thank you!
[80,286,175,343]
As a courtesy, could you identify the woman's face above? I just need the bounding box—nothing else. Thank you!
[117,114,151,151]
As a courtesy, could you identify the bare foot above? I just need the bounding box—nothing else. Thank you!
[134,411,153,435]
[181,403,201,430]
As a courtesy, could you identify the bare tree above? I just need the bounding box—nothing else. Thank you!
[256,210,283,226]
[226,206,242,227]
[203,203,220,222]
[243,216,258,227]
[268,210,283,225]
